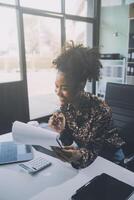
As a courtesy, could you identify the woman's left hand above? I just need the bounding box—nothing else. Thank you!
[62,146,82,162]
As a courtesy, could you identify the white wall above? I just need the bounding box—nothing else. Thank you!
[99,4,129,57]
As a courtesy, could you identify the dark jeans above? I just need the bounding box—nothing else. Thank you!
[113,148,125,163]
[100,144,125,164]
[102,121,134,164]
[119,121,134,156]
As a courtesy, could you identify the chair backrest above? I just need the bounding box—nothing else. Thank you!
[105,82,134,129]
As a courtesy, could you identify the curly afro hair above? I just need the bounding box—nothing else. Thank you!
[53,41,102,85]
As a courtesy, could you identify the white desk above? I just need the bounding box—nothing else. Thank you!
[0,133,134,200]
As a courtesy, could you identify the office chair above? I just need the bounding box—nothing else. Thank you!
[105,82,134,171]
[105,82,134,129]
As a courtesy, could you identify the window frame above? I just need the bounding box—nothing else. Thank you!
[0,0,101,126]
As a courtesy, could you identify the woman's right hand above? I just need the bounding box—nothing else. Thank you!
[48,112,65,133]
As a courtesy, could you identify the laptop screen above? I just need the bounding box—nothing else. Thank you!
[0,141,33,164]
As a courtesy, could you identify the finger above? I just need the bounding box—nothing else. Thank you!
[48,117,54,125]
[63,146,72,150]
[62,149,74,154]
[64,146,76,150]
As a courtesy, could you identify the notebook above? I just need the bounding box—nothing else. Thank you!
[0,141,33,164]
[71,173,134,200]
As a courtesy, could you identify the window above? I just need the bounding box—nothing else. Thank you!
[0,0,15,5]
[0,7,21,83]
[0,0,100,121]
[20,0,61,12]
[66,19,93,93]
[66,20,93,47]
[23,14,61,119]
[22,0,96,119]
[65,0,94,17]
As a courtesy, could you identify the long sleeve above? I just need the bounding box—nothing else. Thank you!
[70,101,112,168]
[66,100,112,145]
[59,93,124,169]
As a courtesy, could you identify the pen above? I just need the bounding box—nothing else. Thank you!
[56,136,63,149]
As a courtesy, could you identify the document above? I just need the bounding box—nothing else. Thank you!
[12,121,59,150]
[12,121,75,163]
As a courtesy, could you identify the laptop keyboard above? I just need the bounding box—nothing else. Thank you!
[0,142,17,163]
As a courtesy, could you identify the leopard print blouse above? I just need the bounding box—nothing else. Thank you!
[59,92,125,169]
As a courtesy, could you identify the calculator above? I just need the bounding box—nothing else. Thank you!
[19,157,52,174]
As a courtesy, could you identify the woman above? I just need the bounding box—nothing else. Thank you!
[49,42,125,169]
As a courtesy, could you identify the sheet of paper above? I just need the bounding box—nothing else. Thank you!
[12,121,59,150]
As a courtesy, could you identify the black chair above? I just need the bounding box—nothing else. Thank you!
[105,82,134,171]
[105,82,134,129]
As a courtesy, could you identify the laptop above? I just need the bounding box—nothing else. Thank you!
[71,173,134,200]
[0,141,33,165]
